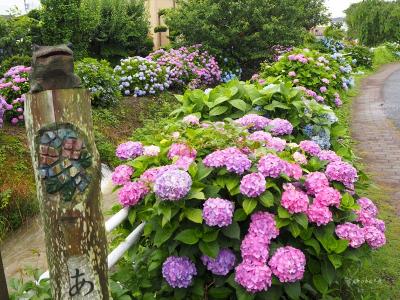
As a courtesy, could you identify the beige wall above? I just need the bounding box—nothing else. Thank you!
[146,0,176,49]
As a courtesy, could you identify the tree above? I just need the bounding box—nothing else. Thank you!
[165,0,329,73]
[88,0,153,64]
[40,0,100,57]
[345,0,400,46]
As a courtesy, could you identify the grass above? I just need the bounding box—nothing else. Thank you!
[336,61,400,299]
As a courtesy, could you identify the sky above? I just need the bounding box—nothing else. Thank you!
[0,0,362,17]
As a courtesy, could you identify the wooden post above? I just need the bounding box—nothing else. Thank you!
[0,250,9,300]
[25,89,109,299]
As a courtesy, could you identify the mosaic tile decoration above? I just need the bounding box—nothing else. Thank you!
[38,126,92,202]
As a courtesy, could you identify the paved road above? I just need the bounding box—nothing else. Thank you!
[384,69,400,127]
[351,63,400,215]
[0,165,117,280]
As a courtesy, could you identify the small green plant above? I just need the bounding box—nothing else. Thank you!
[75,58,122,107]
[154,25,168,33]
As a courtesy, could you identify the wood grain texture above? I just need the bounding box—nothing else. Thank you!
[25,89,109,299]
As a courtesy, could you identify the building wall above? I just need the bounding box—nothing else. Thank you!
[146,0,176,49]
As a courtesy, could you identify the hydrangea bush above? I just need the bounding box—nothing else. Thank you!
[114,56,171,97]
[260,48,353,108]
[0,65,30,126]
[147,45,222,89]
[170,79,347,153]
[75,58,122,107]
[110,114,385,299]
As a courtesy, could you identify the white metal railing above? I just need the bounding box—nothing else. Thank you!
[38,166,144,282]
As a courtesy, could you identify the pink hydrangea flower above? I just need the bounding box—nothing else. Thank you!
[112,165,134,185]
[364,226,386,249]
[357,198,378,217]
[293,152,307,165]
[335,222,365,248]
[118,181,149,206]
[203,149,226,168]
[168,143,197,160]
[248,131,272,143]
[240,234,270,263]
[268,246,306,283]
[143,145,160,156]
[267,137,287,152]
[305,172,329,195]
[299,140,321,156]
[314,187,341,207]
[320,86,327,93]
[257,154,287,178]
[182,114,200,125]
[174,156,194,170]
[240,172,266,197]
[203,198,234,227]
[307,203,333,226]
[248,211,279,241]
[281,185,309,214]
[317,150,341,162]
[322,78,330,84]
[235,261,272,293]
[285,163,303,180]
[204,147,251,174]
[288,71,297,77]
[235,114,270,130]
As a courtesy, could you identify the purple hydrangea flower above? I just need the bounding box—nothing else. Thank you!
[305,172,329,195]
[240,234,270,263]
[201,248,236,275]
[268,246,306,283]
[363,226,386,249]
[248,211,279,241]
[162,256,197,288]
[268,118,293,136]
[116,141,144,160]
[317,150,341,163]
[235,114,270,130]
[325,161,358,188]
[203,198,234,227]
[307,203,333,226]
[154,170,192,201]
[240,172,266,197]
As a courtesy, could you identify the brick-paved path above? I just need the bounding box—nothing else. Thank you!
[351,63,400,213]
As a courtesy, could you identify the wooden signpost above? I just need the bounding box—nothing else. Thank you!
[24,45,109,299]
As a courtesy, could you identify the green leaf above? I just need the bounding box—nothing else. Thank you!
[234,209,247,222]
[294,214,308,229]
[321,260,335,285]
[278,206,291,218]
[284,282,301,300]
[288,222,301,238]
[128,209,136,225]
[313,274,329,294]
[334,239,349,254]
[276,218,291,228]
[341,193,355,208]
[154,225,176,247]
[243,198,257,215]
[259,191,274,207]
[229,99,248,111]
[328,254,343,269]
[199,240,219,258]
[210,105,229,116]
[202,230,219,242]
[304,238,321,255]
[175,229,200,245]
[225,176,240,192]
[187,190,205,200]
[222,221,241,239]
[196,161,212,180]
[208,287,233,299]
[185,208,203,224]
[209,96,230,108]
